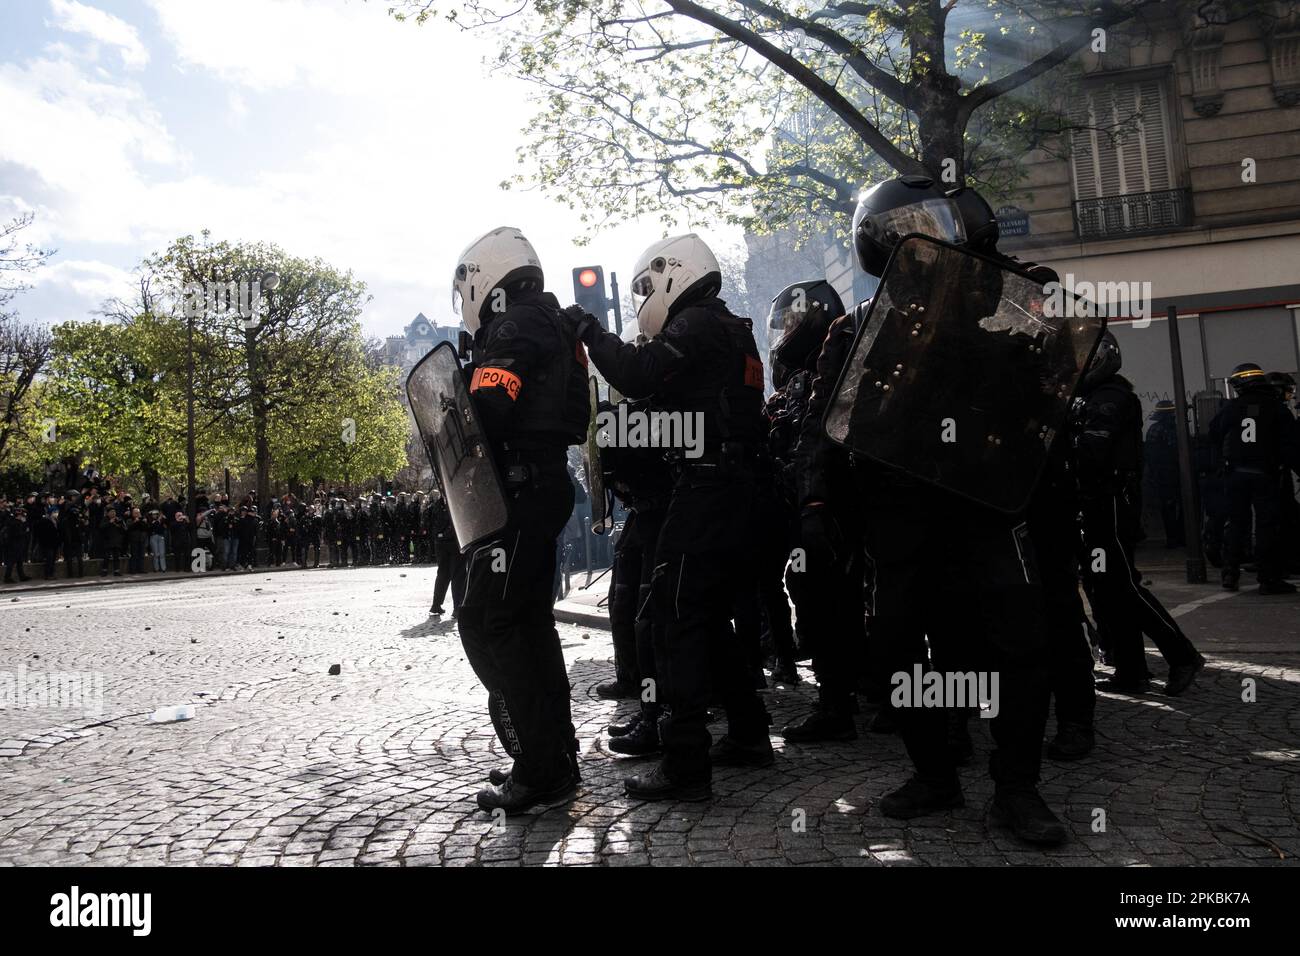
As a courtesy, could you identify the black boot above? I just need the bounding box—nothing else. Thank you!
[475,773,577,815]
[1047,721,1095,761]
[781,706,857,743]
[595,679,638,700]
[1258,580,1297,595]
[624,764,711,802]
[1095,675,1150,695]
[989,786,1068,846]
[607,714,640,737]
[488,766,511,785]
[708,734,774,768]
[609,718,660,755]
[879,775,964,819]
[1164,653,1205,696]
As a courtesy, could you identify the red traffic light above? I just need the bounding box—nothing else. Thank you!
[578,268,599,288]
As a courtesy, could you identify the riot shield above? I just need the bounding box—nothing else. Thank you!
[405,342,509,552]
[582,376,610,533]
[824,235,1104,514]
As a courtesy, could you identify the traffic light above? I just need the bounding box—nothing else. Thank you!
[572,265,609,330]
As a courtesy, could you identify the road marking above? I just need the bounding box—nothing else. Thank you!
[1168,589,1238,619]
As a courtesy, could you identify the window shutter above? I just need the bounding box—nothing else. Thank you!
[1070,78,1172,199]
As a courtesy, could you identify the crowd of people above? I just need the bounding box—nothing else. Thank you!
[0,481,457,584]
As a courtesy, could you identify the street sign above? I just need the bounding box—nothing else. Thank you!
[997,205,1030,237]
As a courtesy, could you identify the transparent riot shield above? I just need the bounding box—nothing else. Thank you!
[824,235,1104,514]
[583,376,610,533]
[405,342,509,552]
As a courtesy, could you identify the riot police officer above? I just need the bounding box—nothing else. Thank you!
[601,396,676,755]
[1076,332,1205,694]
[1210,363,1300,593]
[451,226,590,814]
[1144,400,1183,547]
[805,175,1074,844]
[766,279,867,742]
[428,490,464,618]
[567,233,772,802]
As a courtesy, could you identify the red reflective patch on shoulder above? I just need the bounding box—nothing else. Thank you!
[744,355,764,390]
[575,341,588,367]
[470,366,523,401]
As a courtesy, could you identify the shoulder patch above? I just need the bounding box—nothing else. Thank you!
[489,319,519,343]
[664,316,689,338]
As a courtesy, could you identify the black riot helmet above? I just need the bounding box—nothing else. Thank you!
[767,279,845,389]
[1228,362,1267,393]
[1265,370,1295,402]
[1082,330,1122,391]
[946,185,1000,255]
[852,174,965,278]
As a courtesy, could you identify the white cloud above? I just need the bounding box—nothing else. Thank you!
[5,0,735,336]
[0,51,188,249]
[32,257,137,304]
[47,0,150,70]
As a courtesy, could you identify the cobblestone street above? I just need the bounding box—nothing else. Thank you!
[0,566,1297,866]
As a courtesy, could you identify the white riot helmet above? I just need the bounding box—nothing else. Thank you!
[452,226,544,334]
[630,233,721,339]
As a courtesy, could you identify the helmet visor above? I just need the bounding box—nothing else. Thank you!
[859,198,966,251]
[631,270,653,319]
[451,263,468,315]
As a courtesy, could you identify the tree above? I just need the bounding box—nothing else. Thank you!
[268,345,410,488]
[0,213,55,469]
[40,316,196,493]
[0,314,53,465]
[0,213,54,316]
[133,234,376,512]
[393,0,1177,239]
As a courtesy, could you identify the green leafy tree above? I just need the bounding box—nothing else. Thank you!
[39,316,196,493]
[135,233,377,511]
[269,346,410,487]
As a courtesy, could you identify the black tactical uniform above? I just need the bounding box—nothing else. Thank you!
[801,177,1081,845]
[600,398,675,754]
[789,307,876,740]
[429,494,464,615]
[1144,402,1183,547]
[323,504,338,567]
[1210,365,1300,592]
[1076,367,1203,691]
[61,498,86,578]
[575,295,772,799]
[461,288,590,807]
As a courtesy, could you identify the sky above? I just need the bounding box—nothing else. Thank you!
[0,0,733,338]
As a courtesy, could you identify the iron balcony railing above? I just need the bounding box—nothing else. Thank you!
[1073,187,1193,240]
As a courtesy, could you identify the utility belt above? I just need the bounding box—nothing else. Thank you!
[501,446,568,489]
[667,441,765,480]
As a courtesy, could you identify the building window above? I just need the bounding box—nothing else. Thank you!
[1068,77,1191,238]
